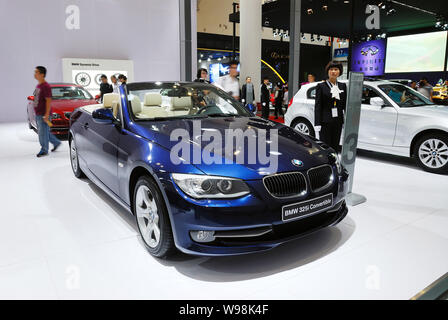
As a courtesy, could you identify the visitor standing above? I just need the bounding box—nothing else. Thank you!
[194,68,210,83]
[241,76,255,106]
[99,74,113,102]
[273,82,284,119]
[260,77,271,119]
[111,75,120,93]
[215,61,240,100]
[33,66,61,157]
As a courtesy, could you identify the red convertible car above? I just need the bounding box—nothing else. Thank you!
[27,83,96,137]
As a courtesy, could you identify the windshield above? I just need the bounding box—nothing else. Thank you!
[51,86,93,100]
[126,82,252,120]
[378,84,434,108]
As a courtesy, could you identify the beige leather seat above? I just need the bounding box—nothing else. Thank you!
[131,93,167,119]
[82,93,119,114]
[141,93,168,118]
[103,93,120,117]
[169,96,192,116]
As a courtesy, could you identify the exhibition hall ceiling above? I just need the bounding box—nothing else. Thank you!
[231,0,448,38]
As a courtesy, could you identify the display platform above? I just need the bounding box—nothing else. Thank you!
[0,122,447,299]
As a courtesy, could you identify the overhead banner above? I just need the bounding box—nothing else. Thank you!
[341,72,366,206]
[62,58,134,96]
[350,39,386,77]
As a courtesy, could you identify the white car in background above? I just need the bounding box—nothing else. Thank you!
[284,80,448,174]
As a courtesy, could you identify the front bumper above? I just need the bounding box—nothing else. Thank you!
[161,166,349,256]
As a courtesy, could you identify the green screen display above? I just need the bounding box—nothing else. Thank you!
[385,31,447,73]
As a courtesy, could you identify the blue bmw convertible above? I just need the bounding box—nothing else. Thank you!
[69,82,349,258]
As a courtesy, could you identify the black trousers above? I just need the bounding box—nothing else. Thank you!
[320,121,343,152]
[261,102,270,119]
[274,102,284,117]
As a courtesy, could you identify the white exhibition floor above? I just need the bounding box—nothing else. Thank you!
[0,122,447,300]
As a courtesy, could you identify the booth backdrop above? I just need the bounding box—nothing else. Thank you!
[0,0,182,123]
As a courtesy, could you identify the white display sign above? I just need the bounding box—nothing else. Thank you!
[62,58,134,96]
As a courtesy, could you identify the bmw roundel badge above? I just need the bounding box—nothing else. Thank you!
[292,159,304,167]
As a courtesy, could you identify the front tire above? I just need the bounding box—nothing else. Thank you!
[134,176,176,258]
[69,136,85,178]
[414,134,448,174]
[291,118,315,137]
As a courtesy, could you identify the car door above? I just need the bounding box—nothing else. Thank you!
[358,85,398,146]
[82,108,122,196]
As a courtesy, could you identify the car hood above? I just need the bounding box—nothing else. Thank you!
[51,99,97,112]
[134,117,331,180]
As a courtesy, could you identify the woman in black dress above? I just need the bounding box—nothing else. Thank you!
[314,61,347,152]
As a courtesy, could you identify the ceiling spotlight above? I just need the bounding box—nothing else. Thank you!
[301,32,306,40]
[310,34,315,42]
[386,8,396,15]
[322,5,328,11]
[198,59,202,63]
[307,8,314,15]
[378,2,386,10]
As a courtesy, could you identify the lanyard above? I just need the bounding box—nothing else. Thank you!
[326,80,338,89]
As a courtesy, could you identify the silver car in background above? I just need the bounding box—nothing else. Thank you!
[285,80,448,174]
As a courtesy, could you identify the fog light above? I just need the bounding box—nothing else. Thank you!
[190,230,215,243]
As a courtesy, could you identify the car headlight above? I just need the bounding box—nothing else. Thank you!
[50,112,62,120]
[171,173,250,199]
[330,152,342,174]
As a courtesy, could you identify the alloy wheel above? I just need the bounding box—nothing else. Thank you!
[418,138,448,169]
[294,122,311,135]
[70,141,78,173]
[136,185,161,248]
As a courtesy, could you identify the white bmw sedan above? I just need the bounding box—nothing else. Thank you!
[285,80,448,174]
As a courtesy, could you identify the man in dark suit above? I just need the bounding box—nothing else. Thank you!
[314,61,347,151]
[260,77,271,119]
[99,74,113,102]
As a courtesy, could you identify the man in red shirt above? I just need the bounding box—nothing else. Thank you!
[34,66,61,157]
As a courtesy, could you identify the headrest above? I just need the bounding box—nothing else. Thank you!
[171,96,192,110]
[103,93,120,108]
[144,93,162,106]
[130,95,142,114]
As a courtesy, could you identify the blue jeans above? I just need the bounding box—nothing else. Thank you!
[36,115,60,153]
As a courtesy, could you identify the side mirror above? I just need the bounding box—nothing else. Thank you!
[370,97,385,108]
[27,96,34,101]
[245,103,256,113]
[92,108,114,124]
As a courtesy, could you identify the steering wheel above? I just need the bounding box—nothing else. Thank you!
[196,105,222,115]
[196,105,211,114]
[401,96,413,104]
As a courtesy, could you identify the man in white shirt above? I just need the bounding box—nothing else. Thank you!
[111,75,120,93]
[214,61,240,101]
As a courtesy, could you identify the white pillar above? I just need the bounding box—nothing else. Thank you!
[240,0,262,102]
